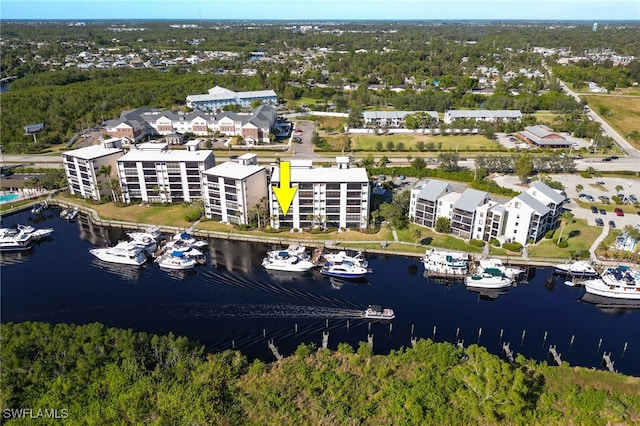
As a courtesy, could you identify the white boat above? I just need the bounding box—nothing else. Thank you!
[16,224,54,241]
[156,250,197,270]
[60,207,79,221]
[127,225,162,242]
[89,241,147,266]
[262,252,314,272]
[266,244,309,260]
[30,203,46,214]
[553,260,598,278]
[363,305,395,320]
[582,266,640,300]
[170,231,208,249]
[323,250,368,267]
[0,228,34,252]
[320,260,370,279]
[465,266,512,289]
[478,258,524,280]
[422,248,468,276]
[128,233,158,256]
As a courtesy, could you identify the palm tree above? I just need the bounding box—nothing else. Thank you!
[96,164,112,200]
[615,185,623,194]
[623,225,640,263]
[107,178,121,204]
[411,228,423,247]
[556,211,575,245]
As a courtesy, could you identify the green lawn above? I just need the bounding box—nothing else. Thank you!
[324,133,499,152]
[396,224,483,253]
[527,218,601,259]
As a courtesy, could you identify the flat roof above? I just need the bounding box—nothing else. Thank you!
[270,166,368,183]
[204,161,265,180]
[118,149,214,162]
[438,192,461,204]
[62,144,123,160]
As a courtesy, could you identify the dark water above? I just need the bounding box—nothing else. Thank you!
[2,208,639,376]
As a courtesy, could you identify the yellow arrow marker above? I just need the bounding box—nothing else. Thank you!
[273,161,297,216]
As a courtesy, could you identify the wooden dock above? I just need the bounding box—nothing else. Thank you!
[549,345,562,366]
[602,352,616,373]
[503,342,514,363]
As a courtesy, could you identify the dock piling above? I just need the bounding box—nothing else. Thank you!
[433,325,437,340]
[520,330,526,346]
[322,331,329,349]
[622,342,628,358]
[597,337,603,352]
[542,331,548,347]
[367,334,374,349]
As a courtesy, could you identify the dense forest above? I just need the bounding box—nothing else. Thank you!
[2,322,639,424]
[1,21,637,152]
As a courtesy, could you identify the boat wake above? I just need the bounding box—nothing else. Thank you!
[159,303,364,320]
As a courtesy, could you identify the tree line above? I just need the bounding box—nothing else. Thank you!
[2,321,639,425]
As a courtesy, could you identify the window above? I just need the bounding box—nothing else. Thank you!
[514,202,521,209]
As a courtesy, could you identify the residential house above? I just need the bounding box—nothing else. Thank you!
[62,138,124,201]
[268,158,370,230]
[202,158,267,225]
[116,142,215,203]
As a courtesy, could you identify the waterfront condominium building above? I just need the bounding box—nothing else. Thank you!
[62,138,124,201]
[449,188,490,239]
[409,180,453,228]
[268,157,370,230]
[116,142,215,204]
[186,86,278,112]
[202,154,267,225]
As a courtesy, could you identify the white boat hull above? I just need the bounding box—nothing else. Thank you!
[583,279,640,300]
[465,276,512,289]
[90,248,146,266]
[262,257,314,272]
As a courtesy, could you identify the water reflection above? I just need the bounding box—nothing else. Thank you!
[90,259,145,282]
[580,293,640,314]
[466,286,511,301]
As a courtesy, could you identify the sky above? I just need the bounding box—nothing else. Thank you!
[1,0,639,21]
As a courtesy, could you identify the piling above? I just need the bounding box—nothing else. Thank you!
[389,322,393,333]
[570,335,575,350]
[322,331,329,349]
[520,330,526,346]
[433,325,437,340]
[295,323,298,334]
[232,340,235,349]
[456,327,460,340]
[622,342,628,358]
[411,337,417,347]
[367,334,374,348]
[263,329,266,338]
[597,337,603,352]
[325,319,328,328]
[542,331,548,347]
[346,320,350,331]
[411,324,415,335]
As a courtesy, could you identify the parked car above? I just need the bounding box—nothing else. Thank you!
[599,208,607,215]
[628,195,638,203]
[610,155,619,160]
[595,218,604,226]
[590,206,599,213]
[598,196,610,202]
[602,157,612,162]
[615,208,624,217]
[608,220,616,228]
[596,181,605,185]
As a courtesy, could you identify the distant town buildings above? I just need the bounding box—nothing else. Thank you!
[516,125,571,148]
[443,110,523,124]
[186,86,278,112]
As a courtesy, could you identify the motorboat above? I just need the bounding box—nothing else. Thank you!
[16,224,54,241]
[170,231,208,249]
[582,266,640,300]
[0,228,34,252]
[478,258,524,280]
[262,252,314,272]
[156,250,197,270]
[127,225,162,242]
[553,260,599,278]
[30,203,46,214]
[266,244,309,260]
[128,234,158,256]
[323,250,368,267]
[60,207,79,221]
[320,260,370,279]
[465,266,512,289]
[89,241,147,266]
[422,248,468,276]
[363,305,395,320]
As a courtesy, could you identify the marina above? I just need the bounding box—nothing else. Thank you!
[0,208,639,376]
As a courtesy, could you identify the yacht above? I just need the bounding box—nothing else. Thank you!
[323,250,368,267]
[363,305,395,320]
[553,260,599,278]
[262,252,314,272]
[266,244,309,260]
[422,248,468,276]
[169,231,208,249]
[320,260,370,279]
[127,225,162,242]
[156,250,197,270]
[128,234,158,256]
[465,266,512,289]
[0,228,34,252]
[16,224,54,241]
[60,207,79,221]
[89,241,147,266]
[478,258,524,280]
[582,266,640,300]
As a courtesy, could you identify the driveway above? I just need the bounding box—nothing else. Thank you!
[290,120,319,160]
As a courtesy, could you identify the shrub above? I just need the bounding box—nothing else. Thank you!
[489,238,501,247]
[580,171,592,179]
[469,239,484,247]
[555,238,569,248]
[503,241,523,252]
[612,196,623,204]
[183,207,202,222]
[545,229,555,239]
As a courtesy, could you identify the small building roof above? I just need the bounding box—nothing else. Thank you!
[516,192,550,216]
[438,191,462,205]
[118,148,213,162]
[453,188,488,212]
[417,179,451,202]
[528,181,566,204]
[62,144,123,160]
[270,166,368,183]
[203,161,264,180]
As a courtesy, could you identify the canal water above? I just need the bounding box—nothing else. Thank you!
[1,208,639,376]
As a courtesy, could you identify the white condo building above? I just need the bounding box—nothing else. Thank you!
[202,154,268,225]
[62,138,124,201]
[186,86,278,111]
[269,158,370,230]
[411,179,565,245]
[117,142,215,203]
